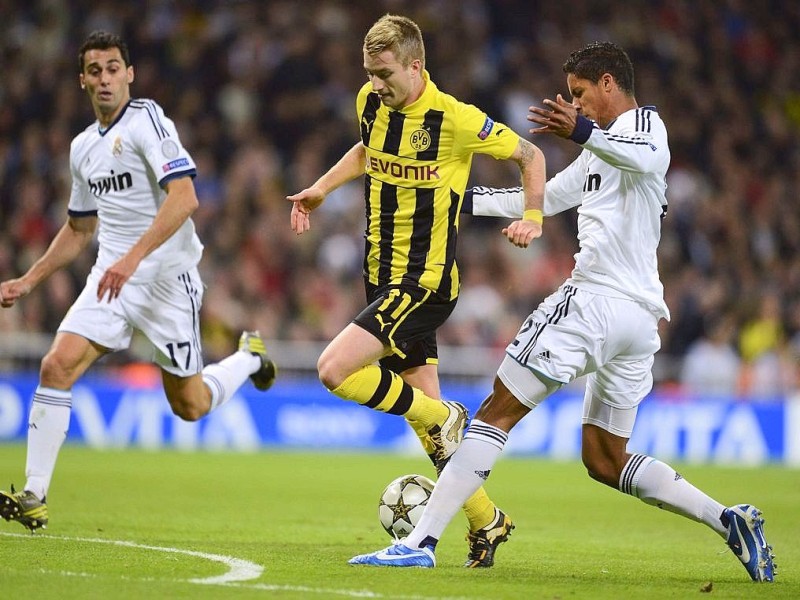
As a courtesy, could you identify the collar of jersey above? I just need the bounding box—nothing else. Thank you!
[605,105,658,131]
[97,99,132,137]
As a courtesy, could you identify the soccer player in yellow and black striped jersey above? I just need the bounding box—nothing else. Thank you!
[288,14,546,567]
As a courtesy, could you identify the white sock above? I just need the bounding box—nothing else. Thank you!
[25,386,72,500]
[620,453,727,536]
[406,420,508,549]
[202,351,261,411]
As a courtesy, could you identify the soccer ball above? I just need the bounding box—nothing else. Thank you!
[378,473,435,539]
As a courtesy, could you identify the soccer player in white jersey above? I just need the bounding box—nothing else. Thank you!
[0,31,276,532]
[349,42,776,582]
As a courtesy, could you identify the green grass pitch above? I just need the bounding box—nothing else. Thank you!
[0,445,797,599]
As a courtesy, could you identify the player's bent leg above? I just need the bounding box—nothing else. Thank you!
[583,414,777,583]
[40,332,107,389]
[193,333,274,415]
[317,323,387,391]
[620,450,777,582]
[143,330,276,418]
[322,325,453,430]
[162,371,211,421]
[580,423,631,488]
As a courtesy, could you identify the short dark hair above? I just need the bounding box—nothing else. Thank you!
[563,42,634,96]
[78,31,130,72]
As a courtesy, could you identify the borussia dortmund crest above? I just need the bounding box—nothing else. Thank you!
[410,128,431,151]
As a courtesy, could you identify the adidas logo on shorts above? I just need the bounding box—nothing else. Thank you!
[534,350,552,363]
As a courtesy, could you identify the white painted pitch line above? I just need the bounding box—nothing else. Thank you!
[0,531,262,584]
[0,532,476,599]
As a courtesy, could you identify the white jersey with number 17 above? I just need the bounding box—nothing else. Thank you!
[68,98,203,284]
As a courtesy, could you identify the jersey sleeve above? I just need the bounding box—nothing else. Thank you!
[129,99,196,187]
[465,152,587,219]
[575,109,669,174]
[67,135,98,216]
[453,102,519,160]
[466,186,524,218]
[541,154,587,215]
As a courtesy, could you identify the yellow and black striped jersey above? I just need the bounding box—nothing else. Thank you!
[356,70,519,300]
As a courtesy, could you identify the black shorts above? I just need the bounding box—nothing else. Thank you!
[354,283,457,374]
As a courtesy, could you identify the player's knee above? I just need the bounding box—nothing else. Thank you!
[167,388,211,421]
[317,354,344,391]
[40,351,78,387]
[171,402,205,422]
[474,377,530,431]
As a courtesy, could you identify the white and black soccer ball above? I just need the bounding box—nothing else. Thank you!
[378,473,435,539]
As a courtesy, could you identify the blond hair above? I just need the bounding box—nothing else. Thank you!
[363,14,425,68]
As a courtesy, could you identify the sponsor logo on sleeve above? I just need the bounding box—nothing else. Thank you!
[477,117,495,140]
[162,158,190,173]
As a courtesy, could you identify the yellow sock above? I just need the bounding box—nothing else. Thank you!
[404,388,448,427]
[331,366,446,426]
[405,417,436,455]
[463,487,497,531]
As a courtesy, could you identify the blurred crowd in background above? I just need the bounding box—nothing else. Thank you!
[1,0,799,397]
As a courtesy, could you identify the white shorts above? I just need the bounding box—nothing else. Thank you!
[58,267,205,376]
[498,282,660,437]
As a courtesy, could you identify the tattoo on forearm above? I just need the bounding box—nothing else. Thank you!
[517,140,535,171]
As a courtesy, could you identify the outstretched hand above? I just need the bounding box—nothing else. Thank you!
[287,186,325,235]
[528,94,578,139]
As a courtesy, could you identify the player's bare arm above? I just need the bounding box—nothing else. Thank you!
[501,138,545,248]
[287,142,366,235]
[527,94,578,139]
[1,215,96,308]
[97,176,197,303]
